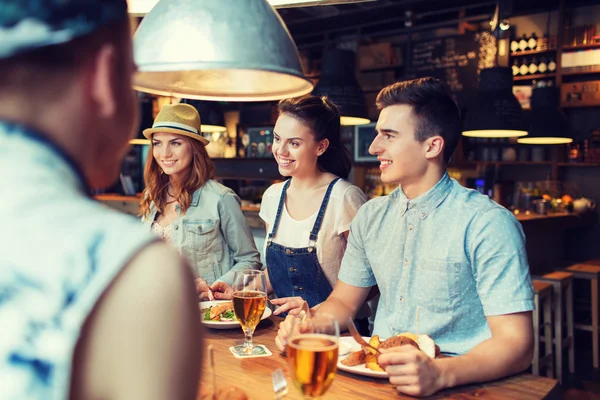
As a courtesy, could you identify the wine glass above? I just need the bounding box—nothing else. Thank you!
[231,269,268,356]
[287,313,340,398]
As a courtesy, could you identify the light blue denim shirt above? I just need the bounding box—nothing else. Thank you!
[0,121,157,400]
[339,173,534,355]
[142,180,261,285]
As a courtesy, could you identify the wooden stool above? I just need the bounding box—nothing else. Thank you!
[537,271,575,383]
[566,263,600,369]
[532,280,554,378]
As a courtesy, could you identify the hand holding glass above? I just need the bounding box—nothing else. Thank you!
[231,269,267,355]
[287,313,340,398]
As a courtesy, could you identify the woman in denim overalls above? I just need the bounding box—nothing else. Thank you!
[258,96,370,334]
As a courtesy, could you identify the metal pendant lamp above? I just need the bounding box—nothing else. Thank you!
[133,0,314,102]
[312,49,370,126]
[180,99,227,133]
[462,67,528,138]
[517,84,572,144]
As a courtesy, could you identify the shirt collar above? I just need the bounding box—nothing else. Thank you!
[190,187,201,207]
[0,120,91,197]
[393,172,453,219]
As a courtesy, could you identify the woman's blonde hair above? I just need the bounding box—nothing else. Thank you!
[140,136,214,218]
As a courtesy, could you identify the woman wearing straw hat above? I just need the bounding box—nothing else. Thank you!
[140,103,261,299]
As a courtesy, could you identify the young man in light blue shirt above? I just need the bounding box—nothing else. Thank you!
[276,77,534,396]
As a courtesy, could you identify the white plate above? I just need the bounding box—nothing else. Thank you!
[199,300,272,330]
[336,336,388,379]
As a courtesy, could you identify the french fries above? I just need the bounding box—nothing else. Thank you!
[340,333,437,372]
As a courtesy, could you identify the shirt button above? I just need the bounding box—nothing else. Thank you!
[285,249,292,255]
[174,225,179,230]
[293,286,298,290]
[289,267,295,272]
[409,225,413,231]
[399,296,404,302]
[404,259,408,265]
[298,287,304,291]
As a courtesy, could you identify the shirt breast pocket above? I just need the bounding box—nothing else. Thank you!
[414,258,463,313]
[184,219,220,257]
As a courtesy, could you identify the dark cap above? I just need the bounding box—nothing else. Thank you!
[0,0,128,59]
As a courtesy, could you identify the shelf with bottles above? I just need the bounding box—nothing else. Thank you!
[510,33,558,56]
[511,55,557,79]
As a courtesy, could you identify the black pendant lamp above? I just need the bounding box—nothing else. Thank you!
[180,99,227,133]
[462,67,528,138]
[517,84,572,144]
[312,49,370,126]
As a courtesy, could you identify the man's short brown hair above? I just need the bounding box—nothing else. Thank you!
[376,77,461,164]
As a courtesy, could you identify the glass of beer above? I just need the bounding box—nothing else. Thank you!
[231,269,267,356]
[287,313,340,398]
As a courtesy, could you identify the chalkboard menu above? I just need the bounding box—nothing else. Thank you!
[407,31,496,108]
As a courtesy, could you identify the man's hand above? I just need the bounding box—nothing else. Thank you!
[211,281,233,300]
[275,314,295,352]
[378,346,444,397]
[270,297,308,316]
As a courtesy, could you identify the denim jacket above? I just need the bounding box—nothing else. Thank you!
[142,180,261,285]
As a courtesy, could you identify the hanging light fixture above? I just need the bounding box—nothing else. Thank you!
[127,0,375,14]
[132,0,313,101]
[312,48,370,126]
[180,99,227,133]
[517,83,572,144]
[462,67,528,138]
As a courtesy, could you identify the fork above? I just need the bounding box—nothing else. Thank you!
[346,317,381,355]
[272,368,288,400]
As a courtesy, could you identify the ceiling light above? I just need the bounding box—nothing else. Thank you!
[127,0,373,14]
[462,67,528,138]
[517,84,572,145]
[312,49,370,126]
[133,0,313,101]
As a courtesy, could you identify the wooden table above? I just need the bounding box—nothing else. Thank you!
[199,317,560,399]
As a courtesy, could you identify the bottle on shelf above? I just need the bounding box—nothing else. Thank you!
[538,56,548,74]
[528,57,538,75]
[510,37,520,53]
[528,33,538,50]
[519,57,530,75]
[512,58,520,76]
[518,34,529,51]
[548,55,557,72]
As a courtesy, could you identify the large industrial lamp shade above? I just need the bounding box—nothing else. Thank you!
[312,49,370,126]
[517,84,572,145]
[462,67,528,138]
[133,0,314,102]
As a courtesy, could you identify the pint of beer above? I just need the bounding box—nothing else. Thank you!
[287,313,340,398]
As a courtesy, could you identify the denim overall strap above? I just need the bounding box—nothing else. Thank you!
[307,178,340,251]
[266,178,291,247]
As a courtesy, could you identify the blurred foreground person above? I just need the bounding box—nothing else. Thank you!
[0,1,202,399]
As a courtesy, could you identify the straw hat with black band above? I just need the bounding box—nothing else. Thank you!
[143,103,210,145]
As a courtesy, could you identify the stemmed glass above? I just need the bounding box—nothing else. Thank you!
[231,269,268,356]
[287,313,340,398]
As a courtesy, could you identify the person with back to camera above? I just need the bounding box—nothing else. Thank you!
[213,95,372,334]
[275,78,535,397]
[139,103,261,300]
[0,1,202,399]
